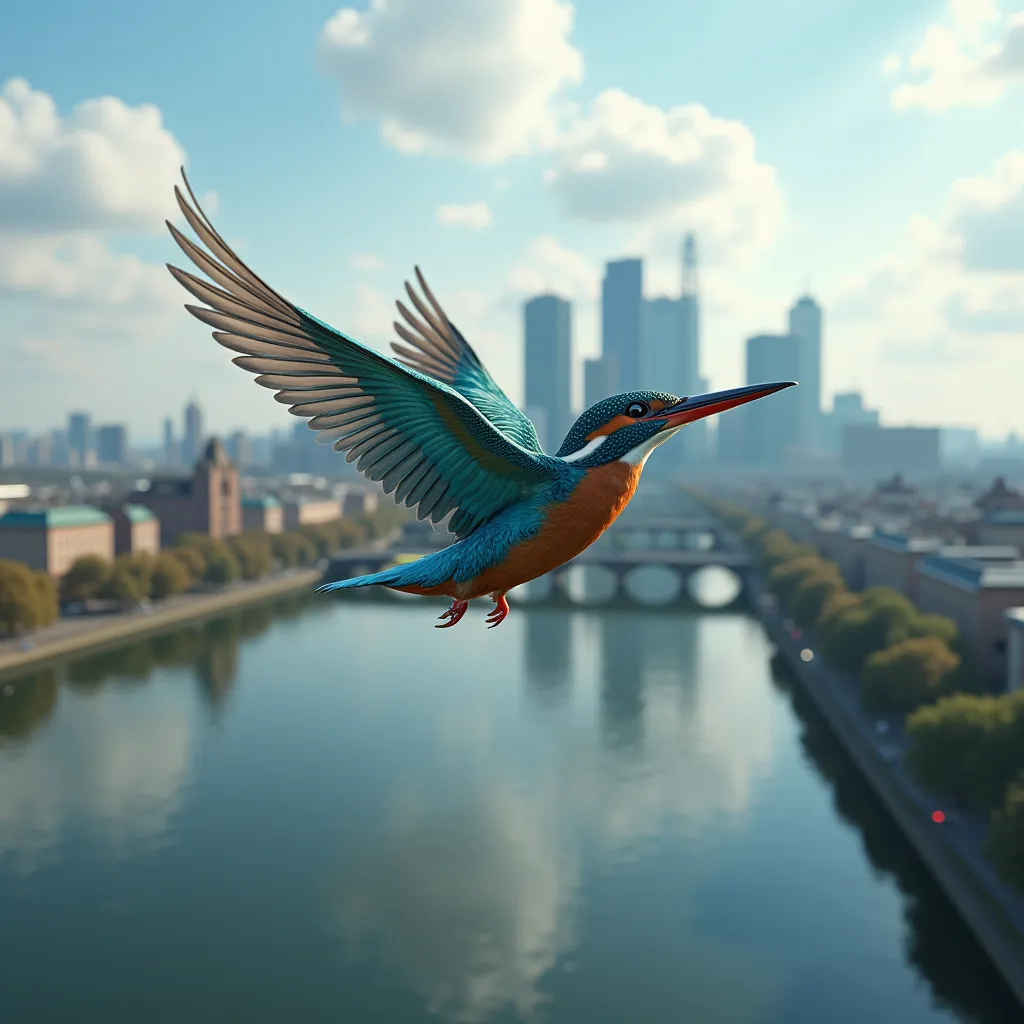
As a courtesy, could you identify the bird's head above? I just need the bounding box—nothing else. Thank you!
[555,382,797,468]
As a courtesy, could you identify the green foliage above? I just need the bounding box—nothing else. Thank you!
[150,553,193,601]
[766,555,828,605]
[59,555,110,605]
[0,559,52,636]
[988,783,1024,893]
[789,570,847,629]
[823,588,918,673]
[169,546,206,583]
[905,691,1024,812]
[97,561,146,604]
[861,636,962,713]
[270,531,317,568]
[32,571,58,628]
[202,541,240,585]
[227,532,274,581]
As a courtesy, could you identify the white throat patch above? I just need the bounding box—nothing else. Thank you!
[620,427,682,466]
[561,435,608,463]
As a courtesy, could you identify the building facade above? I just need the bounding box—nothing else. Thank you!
[523,294,573,453]
[107,504,160,556]
[788,296,822,453]
[131,438,241,544]
[242,496,284,533]
[0,506,114,577]
[745,333,802,466]
[601,258,643,393]
[96,424,129,466]
[283,498,342,530]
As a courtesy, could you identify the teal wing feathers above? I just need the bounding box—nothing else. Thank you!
[392,270,544,454]
[165,170,555,541]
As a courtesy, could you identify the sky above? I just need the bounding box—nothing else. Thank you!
[1,0,1022,443]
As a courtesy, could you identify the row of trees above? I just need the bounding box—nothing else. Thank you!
[703,497,1024,892]
[0,505,408,638]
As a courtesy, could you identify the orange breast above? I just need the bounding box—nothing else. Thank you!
[460,460,643,599]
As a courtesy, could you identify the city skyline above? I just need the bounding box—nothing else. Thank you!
[0,0,1021,441]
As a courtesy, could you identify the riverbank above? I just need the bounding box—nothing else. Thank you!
[751,573,1024,1009]
[0,568,323,680]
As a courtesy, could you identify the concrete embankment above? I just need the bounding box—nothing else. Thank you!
[752,576,1024,1009]
[0,568,323,680]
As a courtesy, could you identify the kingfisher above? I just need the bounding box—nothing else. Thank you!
[166,170,795,629]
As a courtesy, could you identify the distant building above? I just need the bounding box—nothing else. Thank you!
[26,436,51,468]
[916,552,1024,686]
[182,400,204,468]
[0,506,114,577]
[1006,608,1024,692]
[283,498,342,530]
[242,495,284,533]
[821,392,879,456]
[978,512,1024,550]
[976,476,1024,516]
[96,424,129,466]
[339,487,379,518]
[745,333,801,466]
[107,504,160,557]
[0,434,14,468]
[602,258,643,393]
[524,294,573,453]
[940,427,980,468]
[67,412,94,468]
[162,417,178,467]
[864,532,943,602]
[130,438,241,544]
[271,421,357,478]
[841,425,940,474]
[226,430,253,470]
[865,473,921,516]
[583,355,618,412]
[788,296,823,452]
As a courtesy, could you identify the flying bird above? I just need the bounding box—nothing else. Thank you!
[165,170,795,629]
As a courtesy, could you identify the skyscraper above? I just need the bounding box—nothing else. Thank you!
[162,417,178,467]
[788,295,823,452]
[524,294,573,452]
[601,258,643,393]
[96,424,128,465]
[745,334,801,466]
[584,355,618,412]
[182,399,204,469]
[67,411,92,468]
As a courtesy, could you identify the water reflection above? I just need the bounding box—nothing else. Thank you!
[0,668,59,744]
[767,656,1024,1024]
[524,611,572,707]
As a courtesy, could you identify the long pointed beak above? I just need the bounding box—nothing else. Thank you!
[655,381,797,429]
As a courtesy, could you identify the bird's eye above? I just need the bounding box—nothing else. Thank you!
[626,402,649,418]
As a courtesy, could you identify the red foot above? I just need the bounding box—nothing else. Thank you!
[485,594,510,629]
[436,599,469,629]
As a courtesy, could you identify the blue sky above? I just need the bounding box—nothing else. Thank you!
[1,0,1022,442]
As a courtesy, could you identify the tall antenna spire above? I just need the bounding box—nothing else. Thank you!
[682,233,698,296]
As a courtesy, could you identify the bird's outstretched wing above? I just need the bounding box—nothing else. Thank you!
[391,271,544,454]
[165,170,555,540]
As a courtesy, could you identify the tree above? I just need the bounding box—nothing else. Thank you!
[817,592,861,641]
[97,562,145,605]
[170,546,206,585]
[227,532,273,580]
[766,555,827,605]
[789,569,847,629]
[150,553,193,600]
[202,541,240,585]
[823,589,918,673]
[0,559,45,636]
[32,571,58,627]
[271,531,317,568]
[861,636,961,713]
[988,783,1024,893]
[905,691,1024,812]
[60,555,110,605]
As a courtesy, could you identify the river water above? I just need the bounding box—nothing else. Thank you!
[0,588,1021,1023]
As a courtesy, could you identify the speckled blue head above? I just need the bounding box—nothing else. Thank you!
[554,382,799,470]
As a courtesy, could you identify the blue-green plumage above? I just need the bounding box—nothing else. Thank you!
[165,167,796,626]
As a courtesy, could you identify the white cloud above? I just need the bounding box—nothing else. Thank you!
[316,0,583,163]
[506,234,598,300]
[889,1,1024,112]
[880,53,903,75]
[829,149,1024,431]
[545,90,783,266]
[348,251,385,271]
[436,200,493,229]
[0,78,185,233]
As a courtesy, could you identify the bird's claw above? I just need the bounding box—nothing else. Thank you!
[436,600,469,628]
[485,594,510,629]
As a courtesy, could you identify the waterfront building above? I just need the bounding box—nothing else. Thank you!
[0,506,114,577]
[242,496,284,533]
[106,504,161,557]
[1006,608,1024,692]
[282,498,342,530]
[130,438,241,544]
[864,532,944,602]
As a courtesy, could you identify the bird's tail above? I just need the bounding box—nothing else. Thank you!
[316,549,452,595]
[315,567,405,594]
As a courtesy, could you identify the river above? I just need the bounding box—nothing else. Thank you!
[0,586,1021,1023]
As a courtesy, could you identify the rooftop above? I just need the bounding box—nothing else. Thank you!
[120,503,157,523]
[243,495,282,508]
[870,531,942,555]
[984,510,1024,526]
[0,505,112,530]
[917,554,1024,592]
